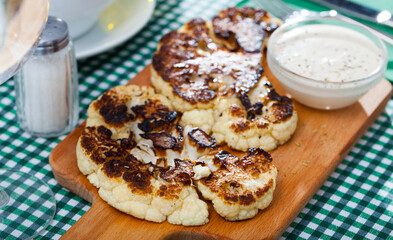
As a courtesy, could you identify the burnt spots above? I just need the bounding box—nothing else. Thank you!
[246,147,272,162]
[268,96,293,123]
[90,150,107,164]
[255,179,273,197]
[230,105,245,118]
[156,184,182,200]
[247,102,263,120]
[80,126,134,166]
[103,159,124,178]
[239,93,252,110]
[230,120,251,133]
[131,99,184,151]
[123,154,140,171]
[94,91,133,127]
[152,31,199,78]
[267,89,282,102]
[188,128,216,148]
[187,18,207,31]
[91,143,127,164]
[160,159,194,185]
[230,181,240,188]
[123,170,153,193]
[174,125,184,150]
[161,170,191,186]
[119,133,136,150]
[103,145,123,158]
[99,103,131,126]
[186,18,211,42]
[238,94,264,120]
[213,151,234,170]
[132,99,173,120]
[132,100,178,132]
[80,127,98,152]
[109,155,156,193]
[212,7,273,53]
[236,148,273,173]
[239,192,255,205]
[141,132,177,149]
[173,83,217,104]
[137,111,177,132]
[220,189,256,205]
[97,126,112,139]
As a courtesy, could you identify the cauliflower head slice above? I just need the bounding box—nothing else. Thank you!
[212,78,297,151]
[77,122,210,226]
[195,148,277,221]
[86,84,171,139]
[86,149,209,226]
[97,168,209,226]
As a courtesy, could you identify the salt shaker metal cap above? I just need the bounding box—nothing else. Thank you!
[35,16,69,55]
[14,16,79,138]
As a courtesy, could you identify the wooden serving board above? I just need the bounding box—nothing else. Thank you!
[49,63,392,240]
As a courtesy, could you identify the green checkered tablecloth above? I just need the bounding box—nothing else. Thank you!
[1,0,393,239]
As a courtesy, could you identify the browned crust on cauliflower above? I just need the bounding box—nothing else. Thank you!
[266,91,294,123]
[152,19,217,106]
[229,94,294,133]
[77,7,293,226]
[212,7,279,53]
[211,75,298,151]
[92,89,134,127]
[199,148,275,205]
[80,126,135,165]
[151,7,278,111]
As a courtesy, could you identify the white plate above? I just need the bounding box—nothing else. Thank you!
[74,0,156,59]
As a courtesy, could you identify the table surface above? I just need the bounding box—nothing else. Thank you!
[1,0,393,239]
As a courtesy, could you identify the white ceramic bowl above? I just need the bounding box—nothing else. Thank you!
[49,0,114,39]
[267,16,388,110]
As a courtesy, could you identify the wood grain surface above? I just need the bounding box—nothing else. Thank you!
[49,64,392,240]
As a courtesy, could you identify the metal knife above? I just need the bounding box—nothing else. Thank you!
[310,0,393,28]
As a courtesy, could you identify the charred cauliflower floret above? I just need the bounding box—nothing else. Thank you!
[86,85,171,139]
[195,148,277,221]
[210,7,280,52]
[212,77,297,151]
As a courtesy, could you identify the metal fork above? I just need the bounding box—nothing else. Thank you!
[254,0,393,46]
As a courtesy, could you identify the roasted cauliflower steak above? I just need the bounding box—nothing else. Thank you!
[77,6,297,226]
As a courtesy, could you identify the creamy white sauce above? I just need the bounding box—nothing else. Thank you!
[274,24,382,82]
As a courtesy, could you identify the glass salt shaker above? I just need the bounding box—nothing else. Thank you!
[14,16,79,137]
